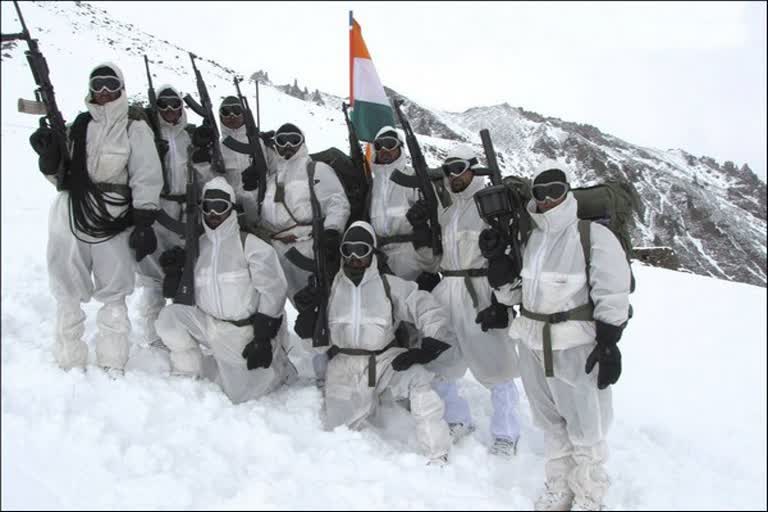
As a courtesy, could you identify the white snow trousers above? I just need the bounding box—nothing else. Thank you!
[518,342,612,504]
[432,379,521,441]
[135,200,183,344]
[325,356,450,460]
[47,194,134,370]
[155,304,298,404]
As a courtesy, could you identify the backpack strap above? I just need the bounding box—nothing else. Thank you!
[578,220,594,307]
[380,273,396,325]
[239,230,249,249]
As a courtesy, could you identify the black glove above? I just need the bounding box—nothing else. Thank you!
[252,312,283,340]
[487,255,520,289]
[479,228,507,260]
[391,337,450,371]
[416,272,441,292]
[30,127,62,176]
[241,339,273,370]
[191,146,212,164]
[192,124,215,148]
[406,199,430,229]
[294,284,322,312]
[129,209,158,262]
[241,163,262,191]
[156,138,170,162]
[259,130,275,147]
[324,228,341,275]
[585,321,624,389]
[294,308,317,339]
[160,246,186,298]
[474,294,511,332]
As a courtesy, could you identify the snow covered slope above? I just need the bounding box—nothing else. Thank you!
[1,2,766,509]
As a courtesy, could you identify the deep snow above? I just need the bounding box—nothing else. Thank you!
[1,2,766,510]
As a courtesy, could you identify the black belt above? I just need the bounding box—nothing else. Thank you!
[221,313,256,328]
[378,234,416,247]
[326,340,398,387]
[95,182,131,196]
[160,193,185,203]
[440,268,488,308]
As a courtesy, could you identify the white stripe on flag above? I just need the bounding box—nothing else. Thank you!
[353,57,389,106]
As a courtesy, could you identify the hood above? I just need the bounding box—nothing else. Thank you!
[84,61,129,122]
[532,158,573,185]
[155,83,188,129]
[343,220,378,249]
[201,176,236,202]
[527,191,578,233]
[374,125,402,143]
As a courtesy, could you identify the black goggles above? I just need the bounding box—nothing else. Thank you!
[275,132,304,148]
[340,241,374,260]
[220,105,244,117]
[201,198,233,216]
[373,136,401,152]
[89,75,122,94]
[532,181,569,202]
[442,157,478,177]
[157,97,183,111]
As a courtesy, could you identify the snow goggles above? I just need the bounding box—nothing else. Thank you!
[219,105,244,117]
[340,241,374,260]
[274,132,304,148]
[89,75,122,94]
[532,181,569,202]
[201,198,234,216]
[373,136,401,152]
[442,157,478,177]
[157,97,183,111]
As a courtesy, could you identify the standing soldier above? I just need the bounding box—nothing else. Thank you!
[29,62,162,374]
[410,145,523,456]
[486,160,631,510]
[136,85,213,350]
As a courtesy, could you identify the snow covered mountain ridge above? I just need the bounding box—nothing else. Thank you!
[2,0,765,287]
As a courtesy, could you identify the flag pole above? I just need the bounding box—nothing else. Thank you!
[349,10,354,108]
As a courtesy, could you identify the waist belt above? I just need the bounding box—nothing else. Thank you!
[95,182,131,197]
[520,303,594,378]
[221,313,256,328]
[326,340,398,387]
[441,268,488,309]
[160,193,185,203]
[378,234,416,247]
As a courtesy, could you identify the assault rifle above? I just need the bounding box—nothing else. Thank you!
[342,102,372,222]
[390,99,450,256]
[143,55,170,195]
[222,75,269,214]
[284,163,330,348]
[173,144,201,306]
[183,53,225,174]
[3,0,69,190]
[472,128,524,275]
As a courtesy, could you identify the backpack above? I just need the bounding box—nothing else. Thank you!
[309,147,369,227]
[504,176,637,295]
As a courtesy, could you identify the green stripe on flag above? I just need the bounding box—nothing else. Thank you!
[351,100,396,142]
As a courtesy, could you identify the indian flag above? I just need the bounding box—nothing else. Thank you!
[349,11,395,142]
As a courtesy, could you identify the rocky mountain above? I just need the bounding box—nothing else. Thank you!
[3,0,765,287]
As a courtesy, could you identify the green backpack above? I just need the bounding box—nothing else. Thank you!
[503,176,637,294]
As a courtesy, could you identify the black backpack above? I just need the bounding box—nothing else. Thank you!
[310,147,369,227]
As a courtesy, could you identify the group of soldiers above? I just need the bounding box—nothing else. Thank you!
[29,61,631,512]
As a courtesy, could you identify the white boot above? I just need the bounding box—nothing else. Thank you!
[571,495,603,511]
[534,482,574,511]
[489,436,518,458]
[448,422,475,443]
[426,453,449,467]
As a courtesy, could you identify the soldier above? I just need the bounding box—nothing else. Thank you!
[29,62,162,374]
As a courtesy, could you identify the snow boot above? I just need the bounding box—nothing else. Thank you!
[448,422,475,443]
[427,453,449,467]
[534,483,574,511]
[489,437,518,458]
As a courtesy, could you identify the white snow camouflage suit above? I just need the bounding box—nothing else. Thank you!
[369,126,439,281]
[256,139,350,304]
[495,162,632,506]
[156,178,297,404]
[47,61,162,370]
[136,85,214,347]
[324,222,455,460]
[431,148,522,442]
